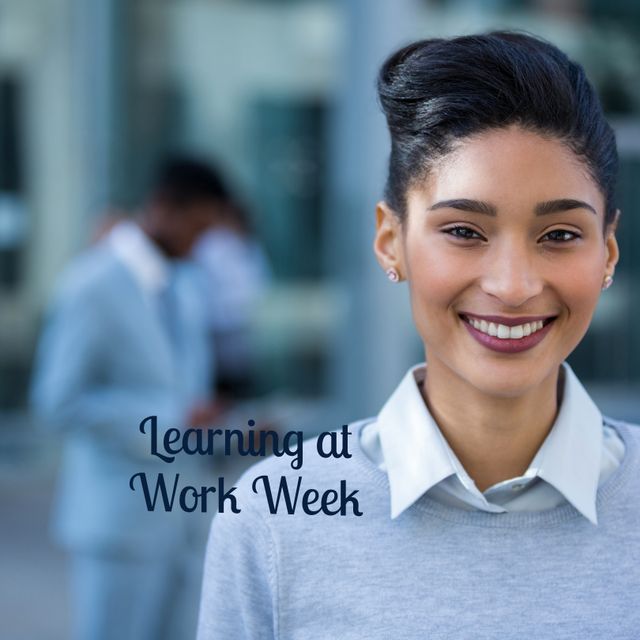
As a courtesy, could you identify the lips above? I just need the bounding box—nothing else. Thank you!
[459,313,557,354]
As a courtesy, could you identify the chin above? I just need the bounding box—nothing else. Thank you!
[472,378,542,400]
[463,360,560,399]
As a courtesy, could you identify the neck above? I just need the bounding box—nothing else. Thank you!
[138,217,175,259]
[422,359,562,492]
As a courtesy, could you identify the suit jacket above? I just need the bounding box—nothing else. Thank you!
[31,239,213,553]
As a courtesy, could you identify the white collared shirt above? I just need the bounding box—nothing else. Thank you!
[360,362,625,525]
[108,219,170,300]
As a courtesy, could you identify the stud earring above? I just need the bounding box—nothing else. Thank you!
[602,275,613,291]
[386,267,400,283]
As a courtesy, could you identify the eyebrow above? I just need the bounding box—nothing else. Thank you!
[428,198,597,216]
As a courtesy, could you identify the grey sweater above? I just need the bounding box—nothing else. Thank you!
[197,419,640,639]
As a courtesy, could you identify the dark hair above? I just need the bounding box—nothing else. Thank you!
[377,31,619,228]
[150,155,231,209]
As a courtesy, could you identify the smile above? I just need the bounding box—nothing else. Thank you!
[464,317,545,340]
[459,313,557,354]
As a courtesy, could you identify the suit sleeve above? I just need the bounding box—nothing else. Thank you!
[197,500,278,640]
[29,279,185,457]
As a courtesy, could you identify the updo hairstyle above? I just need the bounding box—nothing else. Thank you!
[377,31,619,229]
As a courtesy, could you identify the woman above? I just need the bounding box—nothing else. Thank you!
[197,32,640,639]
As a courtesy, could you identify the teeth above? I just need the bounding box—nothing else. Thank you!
[466,317,548,340]
[510,325,524,339]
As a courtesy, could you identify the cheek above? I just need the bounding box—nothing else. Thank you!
[404,228,478,296]
[554,253,604,323]
[404,240,466,331]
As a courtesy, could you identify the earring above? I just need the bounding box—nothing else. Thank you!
[386,267,400,283]
[602,275,613,291]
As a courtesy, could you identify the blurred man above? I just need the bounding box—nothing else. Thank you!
[191,201,271,399]
[30,157,229,640]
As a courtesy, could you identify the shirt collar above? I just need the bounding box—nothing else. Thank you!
[377,362,603,524]
[108,220,170,295]
[378,364,457,519]
[535,363,603,524]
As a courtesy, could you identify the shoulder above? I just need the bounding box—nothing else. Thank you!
[604,415,640,438]
[603,415,640,469]
[237,423,369,490]
[218,422,379,530]
[50,244,127,307]
[603,415,640,431]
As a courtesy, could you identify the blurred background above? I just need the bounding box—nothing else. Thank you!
[1,0,639,638]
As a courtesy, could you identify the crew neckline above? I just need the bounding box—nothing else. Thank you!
[352,417,637,528]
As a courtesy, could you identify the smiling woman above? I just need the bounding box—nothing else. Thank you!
[197,32,640,640]
[375,124,619,492]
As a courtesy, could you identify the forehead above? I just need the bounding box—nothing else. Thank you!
[409,125,604,215]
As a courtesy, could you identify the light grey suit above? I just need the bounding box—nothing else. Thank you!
[31,235,214,639]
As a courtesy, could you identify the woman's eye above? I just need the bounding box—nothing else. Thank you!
[443,226,484,240]
[541,229,581,243]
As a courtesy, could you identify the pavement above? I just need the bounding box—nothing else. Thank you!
[0,413,71,640]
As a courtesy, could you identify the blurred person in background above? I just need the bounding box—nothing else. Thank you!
[30,156,229,640]
[191,200,271,400]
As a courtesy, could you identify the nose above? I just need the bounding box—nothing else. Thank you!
[479,241,544,308]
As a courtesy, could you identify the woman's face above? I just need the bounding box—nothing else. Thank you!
[374,125,619,398]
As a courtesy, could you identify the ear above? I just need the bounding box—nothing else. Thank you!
[604,209,620,276]
[373,201,405,279]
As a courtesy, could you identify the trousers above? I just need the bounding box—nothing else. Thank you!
[69,546,203,640]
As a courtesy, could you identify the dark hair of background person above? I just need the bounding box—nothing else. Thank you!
[377,31,619,230]
[150,155,232,209]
